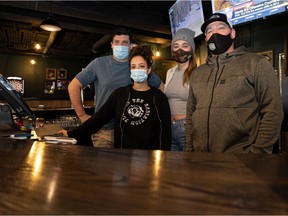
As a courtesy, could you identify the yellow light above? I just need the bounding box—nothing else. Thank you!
[35,43,41,50]
[156,51,160,57]
[26,141,45,178]
[30,59,36,64]
[151,150,162,193]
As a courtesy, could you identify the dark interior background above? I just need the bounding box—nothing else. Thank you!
[0,1,287,101]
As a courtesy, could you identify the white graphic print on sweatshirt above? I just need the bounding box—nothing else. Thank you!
[122,98,150,126]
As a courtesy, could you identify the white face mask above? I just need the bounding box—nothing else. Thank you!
[130,69,148,83]
[113,45,129,60]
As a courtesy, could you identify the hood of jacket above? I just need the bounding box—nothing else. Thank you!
[206,46,247,67]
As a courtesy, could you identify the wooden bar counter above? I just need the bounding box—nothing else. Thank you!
[30,106,94,121]
[0,137,287,214]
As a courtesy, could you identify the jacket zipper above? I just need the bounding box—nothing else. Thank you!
[153,95,162,149]
[207,56,219,152]
[120,91,131,149]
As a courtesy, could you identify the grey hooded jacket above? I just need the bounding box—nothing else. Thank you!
[185,46,283,154]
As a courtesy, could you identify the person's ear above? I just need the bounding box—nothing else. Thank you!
[128,44,133,51]
[111,42,113,49]
[231,29,236,40]
[147,68,152,74]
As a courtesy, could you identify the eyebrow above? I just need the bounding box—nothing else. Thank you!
[174,42,190,46]
[131,63,146,66]
[205,23,230,33]
[208,23,229,29]
[113,39,129,43]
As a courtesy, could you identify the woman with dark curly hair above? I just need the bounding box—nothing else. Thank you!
[59,45,171,150]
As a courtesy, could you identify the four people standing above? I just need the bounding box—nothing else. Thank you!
[67,14,283,153]
[165,28,197,151]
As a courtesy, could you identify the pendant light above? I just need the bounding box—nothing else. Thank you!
[40,2,61,32]
[40,15,61,32]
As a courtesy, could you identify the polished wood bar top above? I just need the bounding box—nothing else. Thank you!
[31,106,93,112]
[0,138,288,214]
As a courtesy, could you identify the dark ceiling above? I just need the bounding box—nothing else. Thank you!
[0,1,211,60]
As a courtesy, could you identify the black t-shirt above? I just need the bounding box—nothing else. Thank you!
[121,88,158,149]
[69,85,171,150]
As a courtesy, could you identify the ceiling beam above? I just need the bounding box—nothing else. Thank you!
[0,2,172,42]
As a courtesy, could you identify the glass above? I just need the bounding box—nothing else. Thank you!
[60,115,81,131]
[36,118,45,128]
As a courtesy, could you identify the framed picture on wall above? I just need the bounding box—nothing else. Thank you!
[44,81,55,94]
[57,80,70,90]
[57,68,67,79]
[46,68,57,80]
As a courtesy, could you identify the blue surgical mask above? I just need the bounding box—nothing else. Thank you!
[113,45,129,60]
[130,69,148,83]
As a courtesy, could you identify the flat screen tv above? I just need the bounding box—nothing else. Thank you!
[211,0,288,26]
[168,0,205,37]
[0,74,35,121]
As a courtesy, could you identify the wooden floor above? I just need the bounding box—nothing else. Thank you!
[0,138,287,214]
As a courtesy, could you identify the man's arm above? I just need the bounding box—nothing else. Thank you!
[185,81,195,152]
[148,71,164,92]
[158,82,164,92]
[251,58,284,154]
[67,88,118,145]
[68,78,91,123]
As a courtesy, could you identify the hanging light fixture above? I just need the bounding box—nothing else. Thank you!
[40,15,61,32]
[156,50,160,57]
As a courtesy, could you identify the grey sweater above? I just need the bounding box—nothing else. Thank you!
[185,46,283,154]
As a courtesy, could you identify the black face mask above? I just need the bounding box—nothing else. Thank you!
[207,33,234,55]
[172,49,192,63]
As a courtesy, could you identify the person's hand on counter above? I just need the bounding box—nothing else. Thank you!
[57,130,68,137]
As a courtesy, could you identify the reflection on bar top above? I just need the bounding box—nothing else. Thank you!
[31,106,93,111]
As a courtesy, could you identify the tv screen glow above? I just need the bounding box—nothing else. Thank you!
[169,0,205,37]
[211,0,288,26]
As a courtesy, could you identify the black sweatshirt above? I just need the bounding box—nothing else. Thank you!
[68,85,171,150]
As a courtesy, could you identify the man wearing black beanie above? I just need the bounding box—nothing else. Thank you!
[185,13,283,154]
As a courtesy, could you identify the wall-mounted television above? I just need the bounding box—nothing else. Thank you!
[211,0,288,26]
[168,0,205,37]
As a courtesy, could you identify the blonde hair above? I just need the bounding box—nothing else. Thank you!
[183,52,197,85]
